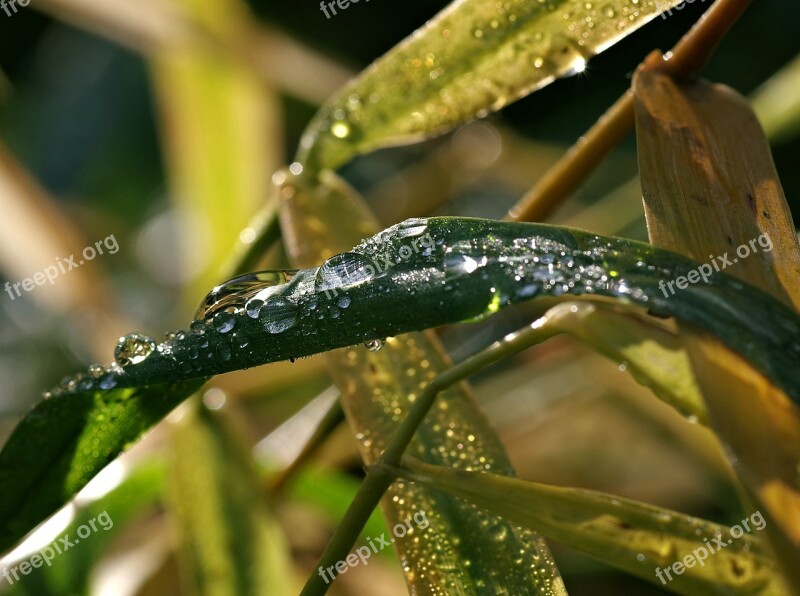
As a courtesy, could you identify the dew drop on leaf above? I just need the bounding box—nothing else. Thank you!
[114,333,156,368]
[261,297,298,334]
[364,339,384,352]
[195,270,296,320]
[315,252,377,295]
[213,310,236,334]
[88,364,106,379]
[99,374,118,390]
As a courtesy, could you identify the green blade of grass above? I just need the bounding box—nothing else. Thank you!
[168,403,294,596]
[3,213,800,553]
[297,0,683,172]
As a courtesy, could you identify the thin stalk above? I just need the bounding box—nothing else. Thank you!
[300,321,560,595]
[505,0,754,223]
[505,90,635,223]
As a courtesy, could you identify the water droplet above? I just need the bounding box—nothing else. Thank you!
[337,295,352,308]
[245,298,264,319]
[315,253,377,296]
[261,297,298,334]
[364,339,384,352]
[99,373,118,390]
[114,333,156,367]
[213,310,236,334]
[88,364,106,378]
[393,219,429,238]
[195,270,296,320]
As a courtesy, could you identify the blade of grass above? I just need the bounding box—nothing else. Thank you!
[752,54,800,146]
[168,402,294,595]
[391,457,788,596]
[297,0,689,173]
[634,57,800,590]
[506,0,754,223]
[279,172,567,595]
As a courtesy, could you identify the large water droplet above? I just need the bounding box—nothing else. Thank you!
[261,297,298,334]
[315,253,377,296]
[195,270,296,320]
[393,219,429,239]
[114,333,156,367]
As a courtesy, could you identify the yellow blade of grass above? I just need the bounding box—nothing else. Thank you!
[541,301,707,423]
[394,457,789,596]
[634,58,800,590]
[752,54,800,146]
[148,0,290,592]
[168,402,295,595]
[149,0,281,300]
[277,170,567,595]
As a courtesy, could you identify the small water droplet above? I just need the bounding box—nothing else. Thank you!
[99,373,118,390]
[88,364,106,378]
[364,339,384,352]
[245,298,264,319]
[114,333,156,367]
[213,310,236,334]
[261,297,298,334]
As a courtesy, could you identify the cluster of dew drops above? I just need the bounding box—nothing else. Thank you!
[43,257,395,399]
[40,225,666,400]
